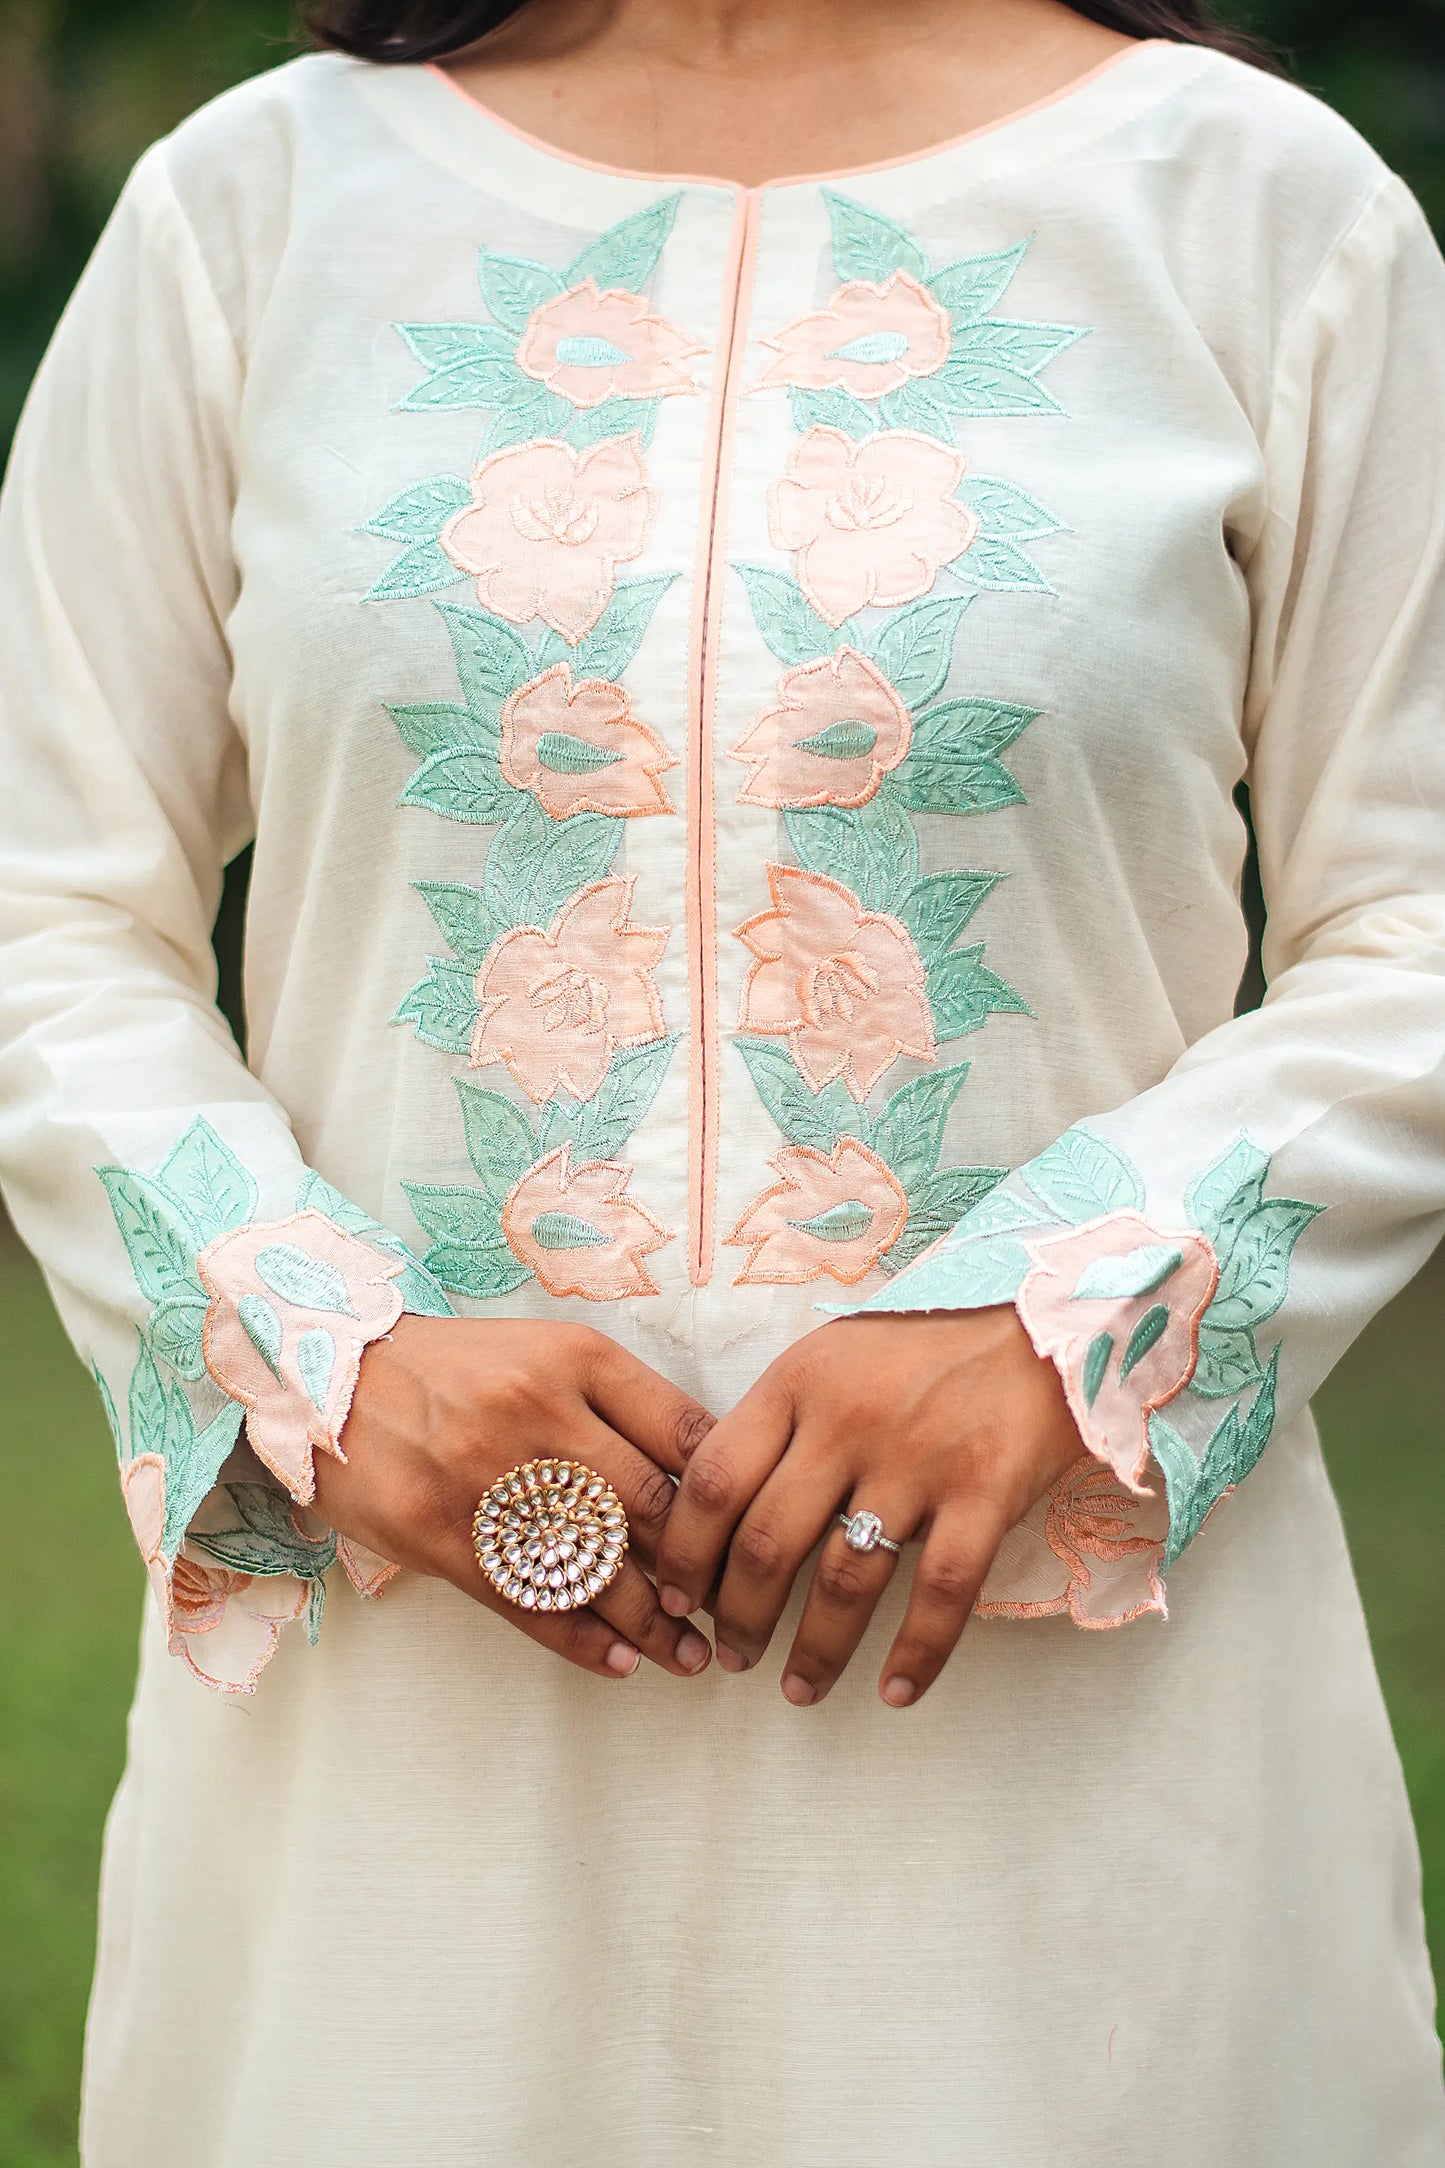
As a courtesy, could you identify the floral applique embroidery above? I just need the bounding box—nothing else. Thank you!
[728,193,1082,1289]
[500,664,675,818]
[516,277,705,406]
[726,1139,908,1286]
[977,1459,1169,1631]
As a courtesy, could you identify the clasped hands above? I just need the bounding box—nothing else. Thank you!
[322,1309,1085,1709]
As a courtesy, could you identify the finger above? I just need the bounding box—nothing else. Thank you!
[778,1487,922,1707]
[560,1409,682,1569]
[591,1556,713,1677]
[431,1517,646,1679]
[877,1501,1008,1709]
[653,1375,797,1620]
[711,1439,855,1674]
[580,1332,717,1477]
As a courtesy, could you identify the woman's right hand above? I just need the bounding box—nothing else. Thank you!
[317,1316,717,1681]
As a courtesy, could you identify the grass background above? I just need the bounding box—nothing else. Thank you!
[4,4,1445,2164]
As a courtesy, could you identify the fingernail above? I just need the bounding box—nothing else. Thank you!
[676,1629,712,1674]
[882,1675,915,1708]
[606,1642,642,1676]
[782,1672,817,1707]
[659,1583,692,1618]
[715,1642,748,1674]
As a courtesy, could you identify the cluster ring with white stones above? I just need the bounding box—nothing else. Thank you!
[473,1460,630,1612]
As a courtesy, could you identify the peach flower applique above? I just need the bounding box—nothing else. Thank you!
[768,426,979,628]
[754,272,951,400]
[977,1458,1169,1631]
[439,435,656,644]
[197,1211,407,1505]
[503,1147,672,1299]
[501,663,676,819]
[122,1454,309,1694]
[727,1140,908,1286]
[516,279,704,407]
[471,877,669,1105]
[1015,1211,1220,1493]
[736,863,934,1100]
[731,646,912,810]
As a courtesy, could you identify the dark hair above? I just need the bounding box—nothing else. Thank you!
[305,1,1280,72]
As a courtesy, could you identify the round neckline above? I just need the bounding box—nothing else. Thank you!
[424,38,1171,193]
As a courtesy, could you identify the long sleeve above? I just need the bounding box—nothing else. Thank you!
[0,147,451,1695]
[838,174,1445,1597]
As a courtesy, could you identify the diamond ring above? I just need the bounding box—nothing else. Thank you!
[473,1460,629,1611]
[838,1508,903,1556]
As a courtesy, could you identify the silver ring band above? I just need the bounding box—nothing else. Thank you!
[838,1509,903,1556]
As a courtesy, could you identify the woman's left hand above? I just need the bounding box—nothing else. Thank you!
[654,1309,1086,1709]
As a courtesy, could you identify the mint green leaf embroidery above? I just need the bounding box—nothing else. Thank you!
[455,1077,541,1198]
[789,1200,875,1241]
[532,1211,611,1251]
[425,1240,534,1300]
[878,382,955,441]
[784,794,919,916]
[238,1292,286,1381]
[1072,1246,1184,1303]
[932,358,1063,418]
[479,250,566,331]
[892,751,1023,815]
[293,1174,456,1319]
[1083,1330,1114,1407]
[925,945,1031,1040]
[487,799,623,926]
[541,1037,680,1164]
[867,596,972,710]
[363,475,472,545]
[94,1366,124,1461]
[1191,1321,1264,1400]
[362,540,461,605]
[1154,1349,1280,1567]
[1185,1135,1269,1251]
[190,1481,338,1580]
[569,573,677,680]
[1023,1128,1145,1221]
[1206,1197,1323,1332]
[394,959,480,1055]
[832,331,910,365]
[306,1579,326,1643]
[950,318,1085,376]
[387,701,498,759]
[438,603,536,711]
[163,1400,245,1560]
[127,1336,170,1458]
[481,388,573,452]
[899,871,1001,963]
[557,335,631,368]
[254,1244,359,1319]
[147,1297,208,1382]
[927,244,1029,325]
[403,1183,507,1248]
[823,189,929,284]
[789,387,875,438]
[400,747,520,825]
[1119,1304,1170,1380]
[951,534,1054,594]
[98,1167,204,1308]
[949,1186,1056,1239]
[735,1039,860,1152]
[396,325,530,411]
[565,397,660,450]
[414,880,507,969]
[157,1119,257,1243]
[860,1223,1028,1303]
[735,564,842,666]
[869,1065,971,1191]
[397,322,515,372]
[912,697,1037,759]
[296,1328,336,1412]
[954,475,1061,542]
[880,1169,1010,1275]
[566,194,681,290]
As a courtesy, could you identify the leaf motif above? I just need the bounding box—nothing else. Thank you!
[877,382,956,441]
[890,752,1024,815]
[734,1039,859,1152]
[784,793,919,915]
[396,325,529,411]
[951,534,1054,593]
[387,700,496,760]
[455,1078,541,1197]
[162,1400,245,1560]
[880,1193,1015,1279]
[899,871,1001,963]
[568,574,676,680]
[190,1481,337,1580]
[1119,1304,1170,1379]
[363,474,473,545]
[478,250,567,331]
[925,945,1031,1040]
[947,1185,1056,1239]
[437,603,536,711]
[788,1200,876,1242]
[565,397,660,449]
[424,1240,535,1300]
[394,1262,458,1319]
[950,318,1084,376]
[127,1335,170,1458]
[532,1211,612,1251]
[566,195,681,290]
[254,1244,358,1319]
[1082,1330,1114,1406]
[363,541,461,606]
[823,189,929,283]
[788,387,876,438]
[1206,1198,1323,1331]
[149,1296,209,1382]
[735,564,842,666]
[98,1167,203,1308]
[294,1174,455,1319]
[393,959,479,1055]
[927,244,1029,324]
[554,1036,680,1162]
[1022,1128,1145,1220]
[400,747,519,825]
[911,698,1038,759]
[157,1119,258,1243]
[1156,1349,1279,1567]
[866,596,972,710]
[296,1328,336,1412]
[414,880,507,969]
[796,722,878,760]
[869,1065,971,1191]
[509,803,624,926]
[402,1182,507,1248]
[1189,1321,1263,1399]
[480,387,573,452]
[953,474,1061,541]
[1185,1135,1269,1249]
[1071,1246,1184,1303]
[396,322,516,372]
[537,732,622,775]
[932,359,1063,418]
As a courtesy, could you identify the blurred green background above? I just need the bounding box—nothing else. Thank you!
[2,4,1444,2164]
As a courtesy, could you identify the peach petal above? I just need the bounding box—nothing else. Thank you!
[727,1140,908,1285]
[767,427,978,628]
[501,1146,673,1300]
[754,273,953,398]
[516,279,705,407]
[731,647,913,810]
[501,663,676,820]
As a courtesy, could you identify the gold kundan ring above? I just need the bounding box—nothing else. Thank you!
[472,1460,630,1612]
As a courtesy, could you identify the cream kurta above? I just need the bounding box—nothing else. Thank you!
[1,36,1444,2165]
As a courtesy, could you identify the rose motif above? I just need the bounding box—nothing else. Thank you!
[439,435,656,645]
[501,663,676,819]
[502,1147,672,1299]
[1015,1211,1221,1492]
[471,877,669,1105]
[976,1458,1169,1630]
[727,1140,908,1286]
[730,647,912,809]
[516,278,704,407]
[754,272,952,399]
[736,863,934,1100]
[768,426,979,627]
